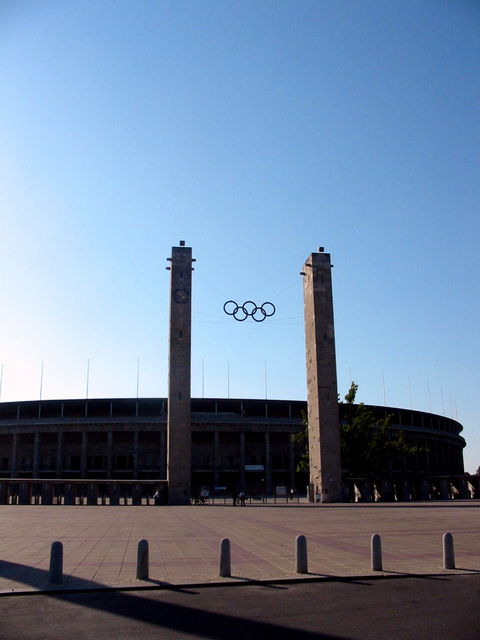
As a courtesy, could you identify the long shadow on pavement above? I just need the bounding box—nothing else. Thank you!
[0,560,353,640]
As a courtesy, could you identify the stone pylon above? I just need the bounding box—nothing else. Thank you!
[167,241,194,504]
[302,247,343,502]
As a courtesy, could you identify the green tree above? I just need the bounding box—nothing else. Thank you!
[291,383,421,477]
[340,382,418,477]
[291,410,309,472]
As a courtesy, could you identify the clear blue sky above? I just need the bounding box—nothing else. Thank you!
[1,1,479,471]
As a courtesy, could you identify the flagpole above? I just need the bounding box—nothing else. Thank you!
[227,359,230,399]
[264,360,268,400]
[136,357,140,399]
[84,359,90,417]
[39,361,44,401]
[136,357,140,417]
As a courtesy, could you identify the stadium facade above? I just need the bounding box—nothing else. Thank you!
[0,395,470,501]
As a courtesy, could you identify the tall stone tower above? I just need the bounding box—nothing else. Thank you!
[167,241,194,505]
[302,247,343,503]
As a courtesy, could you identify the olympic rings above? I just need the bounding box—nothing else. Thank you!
[223,300,276,322]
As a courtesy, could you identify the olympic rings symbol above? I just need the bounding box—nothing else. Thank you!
[223,300,276,322]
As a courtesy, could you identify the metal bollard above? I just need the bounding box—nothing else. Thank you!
[219,538,231,577]
[49,541,63,584]
[371,533,382,571]
[296,534,308,574]
[443,532,455,570]
[136,539,149,580]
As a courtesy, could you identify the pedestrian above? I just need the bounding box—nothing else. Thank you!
[238,490,246,507]
[232,486,238,506]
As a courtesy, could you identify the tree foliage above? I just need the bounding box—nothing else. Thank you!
[291,411,309,472]
[340,382,419,477]
[292,383,421,477]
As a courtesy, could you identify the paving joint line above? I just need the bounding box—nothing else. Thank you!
[1,569,479,598]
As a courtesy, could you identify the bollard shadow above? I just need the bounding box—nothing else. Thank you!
[227,575,289,589]
[295,572,379,586]
[0,559,116,592]
[0,559,204,594]
[142,577,170,587]
[378,571,450,581]
[0,560,354,640]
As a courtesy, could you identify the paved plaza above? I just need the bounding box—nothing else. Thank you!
[0,501,479,593]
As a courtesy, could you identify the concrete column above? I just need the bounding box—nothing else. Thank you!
[107,431,113,479]
[361,479,373,502]
[265,432,271,494]
[420,478,429,500]
[81,432,88,478]
[401,479,411,501]
[458,477,469,499]
[214,431,220,486]
[433,441,439,474]
[133,430,139,479]
[239,432,245,488]
[288,437,296,490]
[440,478,449,500]
[473,476,480,498]
[87,483,98,505]
[302,247,343,502]
[159,430,166,478]
[425,438,430,474]
[110,482,120,505]
[167,242,194,504]
[19,482,31,504]
[64,482,75,505]
[381,479,393,502]
[33,432,41,478]
[41,482,54,505]
[10,433,18,478]
[56,432,64,478]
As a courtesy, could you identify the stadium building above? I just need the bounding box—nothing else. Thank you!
[0,395,468,502]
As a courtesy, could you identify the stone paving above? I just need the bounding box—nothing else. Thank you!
[0,501,479,593]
